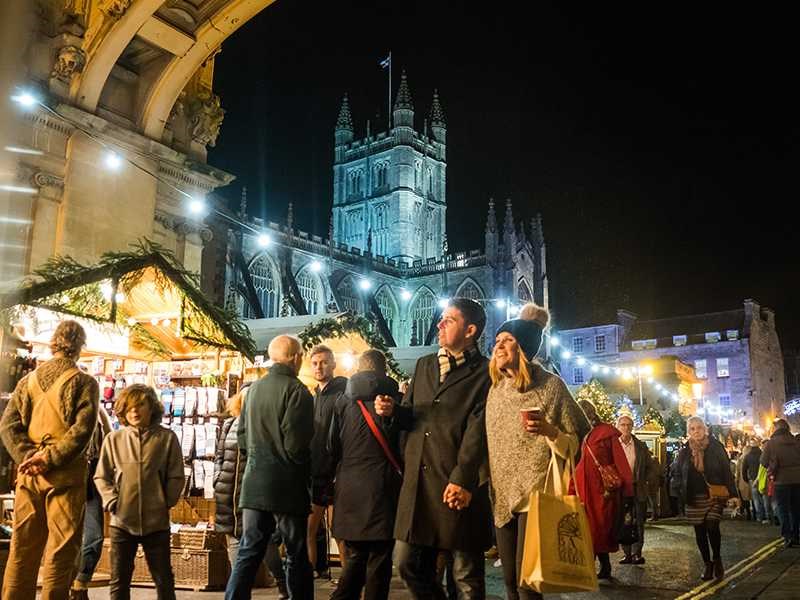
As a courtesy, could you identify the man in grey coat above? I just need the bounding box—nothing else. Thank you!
[225,335,315,600]
[376,298,491,600]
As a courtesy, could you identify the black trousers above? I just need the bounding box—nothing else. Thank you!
[396,541,485,600]
[330,540,394,600]
[494,513,542,600]
[110,526,175,600]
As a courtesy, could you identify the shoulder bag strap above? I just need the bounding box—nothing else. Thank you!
[356,400,403,476]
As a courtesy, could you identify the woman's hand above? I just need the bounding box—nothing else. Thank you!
[524,415,559,440]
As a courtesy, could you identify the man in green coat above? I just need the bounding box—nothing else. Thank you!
[225,335,315,600]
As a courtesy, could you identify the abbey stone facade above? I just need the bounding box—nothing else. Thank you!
[217,73,549,353]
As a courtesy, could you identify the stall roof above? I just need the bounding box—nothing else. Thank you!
[0,241,256,360]
[245,313,348,354]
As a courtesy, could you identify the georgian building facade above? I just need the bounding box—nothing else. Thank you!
[214,75,549,354]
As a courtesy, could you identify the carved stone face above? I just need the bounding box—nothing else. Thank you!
[100,0,131,19]
[52,45,86,80]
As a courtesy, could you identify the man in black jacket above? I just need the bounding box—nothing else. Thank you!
[308,345,348,577]
[225,335,314,600]
[376,298,492,600]
[743,438,770,523]
[326,349,401,600]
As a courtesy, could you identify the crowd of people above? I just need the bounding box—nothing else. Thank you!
[2,302,800,600]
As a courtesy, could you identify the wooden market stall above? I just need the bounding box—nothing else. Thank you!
[0,241,257,589]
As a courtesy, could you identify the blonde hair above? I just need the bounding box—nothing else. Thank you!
[489,346,533,392]
[227,389,247,417]
[114,384,163,427]
[50,320,87,359]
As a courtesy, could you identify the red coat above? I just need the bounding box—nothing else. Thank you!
[573,423,634,554]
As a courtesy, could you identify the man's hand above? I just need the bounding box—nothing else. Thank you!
[443,483,472,511]
[374,394,394,417]
[18,451,48,476]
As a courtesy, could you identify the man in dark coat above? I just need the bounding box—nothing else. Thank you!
[308,344,348,577]
[616,413,660,565]
[326,349,402,600]
[225,335,315,600]
[376,298,492,600]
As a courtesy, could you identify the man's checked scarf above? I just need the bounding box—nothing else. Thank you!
[437,346,477,383]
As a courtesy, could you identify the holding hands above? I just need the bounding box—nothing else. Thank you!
[443,483,472,511]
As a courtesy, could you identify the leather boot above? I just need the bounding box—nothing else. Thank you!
[713,557,724,579]
[701,561,714,581]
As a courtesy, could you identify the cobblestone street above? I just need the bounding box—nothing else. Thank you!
[84,520,781,600]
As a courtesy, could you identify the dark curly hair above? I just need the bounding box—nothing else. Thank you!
[50,320,87,359]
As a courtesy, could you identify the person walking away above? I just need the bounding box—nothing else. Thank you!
[214,387,283,594]
[670,416,738,581]
[70,405,113,599]
[760,419,800,547]
[0,320,99,600]
[616,413,659,565]
[375,298,493,600]
[735,445,753,520]
[94,384,184,600]
[485,304,590,600]
[308,345,348,577]
[225,335,314,600]
[326,350,402,600]
[744,438,769,523]
[574,400,633,580]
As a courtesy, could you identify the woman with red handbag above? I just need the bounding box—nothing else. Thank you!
[573,400,634,580]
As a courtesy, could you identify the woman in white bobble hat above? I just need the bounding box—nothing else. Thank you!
[485,303,591,600]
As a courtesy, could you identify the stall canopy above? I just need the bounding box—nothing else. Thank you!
[0,240,256,360]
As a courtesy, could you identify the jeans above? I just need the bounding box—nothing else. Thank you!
[773,484,800,542]
[621,501,648,558]
[494,513,542,600]
[75,490,104,583]
[751,482,772,521]
[226,534,282,584]
[330,540,394,600]
[110,527,175,600]
[225,509,313,600]
[396,541,485,600]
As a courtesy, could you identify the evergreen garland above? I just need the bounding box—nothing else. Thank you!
[298,312,407,381]
[643,405,666,432]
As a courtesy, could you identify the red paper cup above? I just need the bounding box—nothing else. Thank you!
[520,407,542,426]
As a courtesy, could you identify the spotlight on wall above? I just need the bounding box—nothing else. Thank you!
[437,298,450,309]
[309,260,322,272]
[257,234,271,247]
[495,299,506,309]
[359,279,372,291]
[400,289,412,301]
[188,197,206,215]
[104,152,123,171]
[11,91,38,108]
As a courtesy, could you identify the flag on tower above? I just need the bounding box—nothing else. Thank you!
[380,55,391,69]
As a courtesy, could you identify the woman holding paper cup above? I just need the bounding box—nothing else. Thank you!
[485,303,591,600]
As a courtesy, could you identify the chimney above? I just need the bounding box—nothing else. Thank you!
[617,309,639,337]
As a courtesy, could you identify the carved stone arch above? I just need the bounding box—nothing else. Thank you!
[517,277,533,303]
[454,277,485,301]
[335,273,364,315]
[245,251,282,318]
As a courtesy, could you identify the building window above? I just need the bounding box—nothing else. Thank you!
[719,394,732,424]
[673,335,687,347]
[632,339,657,350]
[695,359,707,379]
[374,287,396,338]
[244,255,279,319]
[374,162,388,189]
[572,337,584,354]
[705,332,721,343]
[336,277,363,314]
[717,357,730,378]
[726,329,739,341]
[573,367,584,385]
[517,279,533,303]
[595,335,606,353]
[295,268,322,315]
[410,290,436,346]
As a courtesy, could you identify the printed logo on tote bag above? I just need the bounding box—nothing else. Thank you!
[557,512,585,566]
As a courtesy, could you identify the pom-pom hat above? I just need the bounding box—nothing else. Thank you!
[495,303,550,360]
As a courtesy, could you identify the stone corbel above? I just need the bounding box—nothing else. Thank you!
[155,210,213,243]
[51,44,86,81]
[99,0,131,19]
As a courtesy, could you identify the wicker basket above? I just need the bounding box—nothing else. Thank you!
[171,528,226,551]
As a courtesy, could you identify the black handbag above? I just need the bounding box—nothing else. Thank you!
[617,498,640,545]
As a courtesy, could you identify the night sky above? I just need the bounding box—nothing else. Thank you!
[209,2,798,349]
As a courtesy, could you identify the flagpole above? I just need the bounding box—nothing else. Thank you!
[388,51,392,129]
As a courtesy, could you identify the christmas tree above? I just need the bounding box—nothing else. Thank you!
[643,405,665,432]
[576,378,615,423]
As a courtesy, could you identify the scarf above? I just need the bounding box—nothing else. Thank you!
[437,346,476,383]
[688,435,710,473]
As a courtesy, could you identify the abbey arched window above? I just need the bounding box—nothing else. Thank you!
[296,267,323,315]
[518,279,533,303]
[410,289,436,346]
[374,286,397,337]
[426,166,434,197]
[244,255,279,318]
[337,276,363,314]
[455,280,483,302]
[375,162,388,189]
[414,161,422,190]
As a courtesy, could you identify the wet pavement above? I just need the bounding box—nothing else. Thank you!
[85,518,782,600]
